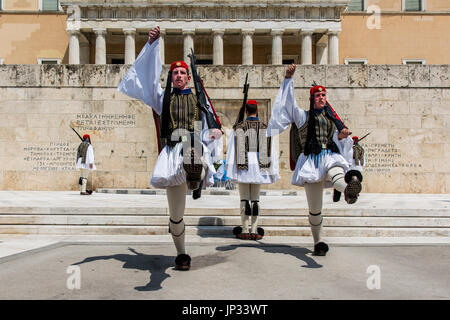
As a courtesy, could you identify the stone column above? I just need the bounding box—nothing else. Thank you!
[316,42,327,65]
[68,29,80,64]
[183,29,195,63]
[123,28,136,64]
[301,29,314,65]
[213,29,225,65]
[93,28,107,64]
[271,29,284,65]
[159,28,166,64]
[327,30,340,65]
[242,29,254,65]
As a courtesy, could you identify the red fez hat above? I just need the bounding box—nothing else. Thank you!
[310,85,326,95]
[83,134,90,139]
[169,61,189,72]
[246,100,258,106]
[352,136,359,142]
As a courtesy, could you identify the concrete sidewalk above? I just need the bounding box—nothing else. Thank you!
[0,191,449,300]
[0,190,449,260]
[0,240,449,300]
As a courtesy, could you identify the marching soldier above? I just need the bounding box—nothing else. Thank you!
[118,26,222,271]
[266,64,362,256]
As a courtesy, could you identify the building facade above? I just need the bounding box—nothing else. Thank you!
[1,0,449,65]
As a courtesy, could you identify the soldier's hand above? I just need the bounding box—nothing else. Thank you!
[338,128,352,140]
[285,64,296,78]
[149,26,160,44]
[209,128,222,140]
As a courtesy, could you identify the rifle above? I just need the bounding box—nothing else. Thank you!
[188,48,221,130]
[234,73,249,127]
[71,127,83,141]
[357,132,371,143]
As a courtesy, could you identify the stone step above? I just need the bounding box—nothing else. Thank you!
[1,207,447,217]
[0,225,448,237]
[0,215,449,228]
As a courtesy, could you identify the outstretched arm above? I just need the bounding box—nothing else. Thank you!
[117,26,164,115]
[266,64,307,137]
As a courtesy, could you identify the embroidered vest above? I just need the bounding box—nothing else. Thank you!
[77,141,90,164]
[159,92,201,148]
[234,119,271,170]
[353,144,365,166]
[290,111,338,164]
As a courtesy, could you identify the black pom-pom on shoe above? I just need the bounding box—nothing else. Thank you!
[233,226,243,236]
[174,254,191,271]
[313,242,329,256]
[333,189,341,202]
[344,170,363,204]
[257,227,265,237]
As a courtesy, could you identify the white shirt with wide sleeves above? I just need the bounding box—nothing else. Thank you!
[267,77,353,187]
[76,145,96,170]
[118,39,219,188]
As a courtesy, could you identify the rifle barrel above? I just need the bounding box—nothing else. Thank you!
[358,132,371,142]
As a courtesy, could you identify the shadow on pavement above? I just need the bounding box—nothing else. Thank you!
[72,247,174,292]
[215,243,322,269]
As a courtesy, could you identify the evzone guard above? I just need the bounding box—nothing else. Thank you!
[333,132,369,202]
[226,75,280,240]
[118,26,222,271]
[266,64,363,256]
[75,133,95,195]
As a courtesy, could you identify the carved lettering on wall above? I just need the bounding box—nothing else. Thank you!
[362,143,421,173]
[23,142,77,171]
[74,113,136,131]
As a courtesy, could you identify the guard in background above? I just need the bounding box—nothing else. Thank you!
[227,99,280,240]
[76,134,96,195]
[333,134,367,202]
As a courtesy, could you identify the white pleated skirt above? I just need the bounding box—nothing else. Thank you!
[150,142,216,189]
[292,152,350,188]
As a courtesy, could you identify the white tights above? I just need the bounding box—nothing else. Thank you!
[166,183,188,255]
[304,166,346,244]
[238,183,261,234]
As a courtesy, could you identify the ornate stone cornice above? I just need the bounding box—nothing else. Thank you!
[61,1,348,21]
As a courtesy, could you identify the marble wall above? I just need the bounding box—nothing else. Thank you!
[0,64,449,192]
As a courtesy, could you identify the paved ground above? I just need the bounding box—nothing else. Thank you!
[0,240,449,300]
[0,191,449,301]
